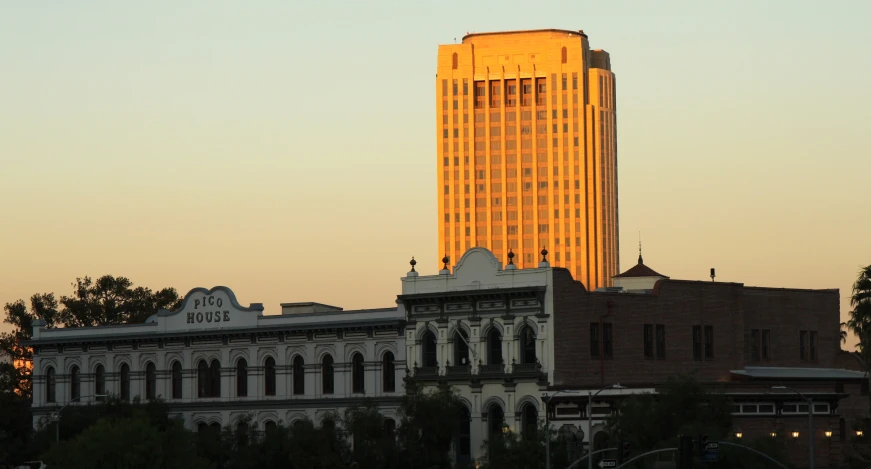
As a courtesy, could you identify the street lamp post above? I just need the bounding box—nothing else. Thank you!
[543,390,583,469]
[772,386,814,469]
[54,394,106,442]
[588,384,624,469]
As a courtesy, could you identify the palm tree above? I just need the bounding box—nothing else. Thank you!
[846,265,871,413]
[842,322,849,345]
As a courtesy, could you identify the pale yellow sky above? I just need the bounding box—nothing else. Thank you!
[1,1,869,349]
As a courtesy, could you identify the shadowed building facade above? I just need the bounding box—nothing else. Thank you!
[436,29,618,290]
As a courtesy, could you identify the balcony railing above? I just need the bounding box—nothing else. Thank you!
[415,366,439,377]
[512,362,540,373]
[479,363,505,375]
[446,365,472,376]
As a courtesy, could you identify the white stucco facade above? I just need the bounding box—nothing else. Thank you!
[399,248,556,464]
[28,287,407,432]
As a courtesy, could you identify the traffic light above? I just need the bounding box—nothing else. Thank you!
[620,441,631,463]
[678,435,694,469]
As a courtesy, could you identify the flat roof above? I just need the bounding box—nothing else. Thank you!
[731,366,866,380]
[462,28,587,42]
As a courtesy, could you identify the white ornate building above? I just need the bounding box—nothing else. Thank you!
[28,287,406,433]
[399,247,555,464]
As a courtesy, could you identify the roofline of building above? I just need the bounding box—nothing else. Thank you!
[462,28,587,42]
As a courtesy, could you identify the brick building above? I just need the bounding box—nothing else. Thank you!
[545,251,867,468]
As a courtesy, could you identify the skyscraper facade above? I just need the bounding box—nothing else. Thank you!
[436,29,618,289]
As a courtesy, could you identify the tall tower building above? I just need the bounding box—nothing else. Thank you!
[436,29,619,289]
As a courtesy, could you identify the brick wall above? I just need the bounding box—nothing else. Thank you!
[551,269,843,387]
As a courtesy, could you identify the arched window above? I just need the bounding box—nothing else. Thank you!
[119,363,130,401]
[488,328,503,365]
[561,46,568,64]
[292,356,305,395]
[322,355,334,394]
[422,330,437,367]
[456,407,472,464]
[454,330,470,366]
[383,418,396,440]
[209,360,221,397]
[95,364,106,398]
[520,326,537,364]
[197,422,207,433]
[382,352,395,393]
[236,358,248,397]
[452,52,458,70]
[197,360,209,398]
[521,403,538,439]
[264,421,277,433]
[209,422,221,433]
[352,353,364,393]
[264,357,276,396]
[45,367,56,403]
[171,361,182,399]
[70,366,80,401]
[145,362,156,400]
[488,403,505,440]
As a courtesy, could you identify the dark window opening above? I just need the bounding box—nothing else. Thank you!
[352,353,365,393]
[45,367,56,403]
[70,366,80,401]
[422,330,438,367]
[488,329,503,365]
[264,357,276,396]
[119,363,130,401]
[171,361,182,399]
[293,356,305,395]
[145,362,156,400]
[520,327,537,364]
[236,358,248,397]
[322,355,334,394]
[382,352,395,392]
[455,331,470,366]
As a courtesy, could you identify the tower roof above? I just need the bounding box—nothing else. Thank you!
[613,248,668,279]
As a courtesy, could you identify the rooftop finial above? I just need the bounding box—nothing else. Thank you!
[505,249,517,270]
[410,257,417,272]
[541,247,548,263]
[638,231,643,265]
[442,255,449,270]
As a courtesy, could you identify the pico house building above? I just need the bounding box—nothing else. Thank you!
[28,286,407,433]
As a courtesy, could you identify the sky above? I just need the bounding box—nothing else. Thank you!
[1,1,869,347]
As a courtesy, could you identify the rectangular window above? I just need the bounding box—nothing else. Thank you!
[761,329,770,360]
[463,79,468,95]
[590,323,600,357]
[810,331,817,361]
[603,323,613,358]
[704,326,714,359]
[656,325,666,359]
[800,330,808,360]
[750,329,760,361]
[692,326,702,361]
[643,324,653,358]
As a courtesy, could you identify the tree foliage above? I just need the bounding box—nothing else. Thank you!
[396,380,467,469]
[477,422,576,469]
[0,275,183,397]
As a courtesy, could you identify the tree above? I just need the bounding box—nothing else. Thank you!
[344,403,399,469]
[396,381,466,469]
[41,409,207,469]
[0,275,183,396]
[287,414,351,469]
[477,422,575,469]
[0,390,32,467]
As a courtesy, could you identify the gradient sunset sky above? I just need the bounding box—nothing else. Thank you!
[1,1,869,347]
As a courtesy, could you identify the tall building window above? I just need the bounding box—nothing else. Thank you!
[520,326,536,364]
[322,355,334,394]
[292,356,305,395]
[590,323,600,357]
[145,362,156,400]
[382,352,395,393]
[119,363,130,401]
[171,361,182,399]
[810,331,818,361]
[236,358,248,397]
[95,364,106,398]
[70,365,80,401]
[521,403,538,439]
[704,326,714,359]
[45,366,56,403]
[750,329,760,361]
[643,324,653,358]
[198,359,221,398]
[422,330,438,367]
[488,404,505,440]
[561,46,567,64]
[603,323,613,358]
[456,407,472,464]
[264,357,276,396]
[352,353,365,393]
[656,325,666,359]
[452,52,458,69]
[761,329,770,360]
[488,328,503,365]
[693,326,702,361]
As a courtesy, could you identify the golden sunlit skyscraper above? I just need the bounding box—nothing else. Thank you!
[436,29,618,289]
